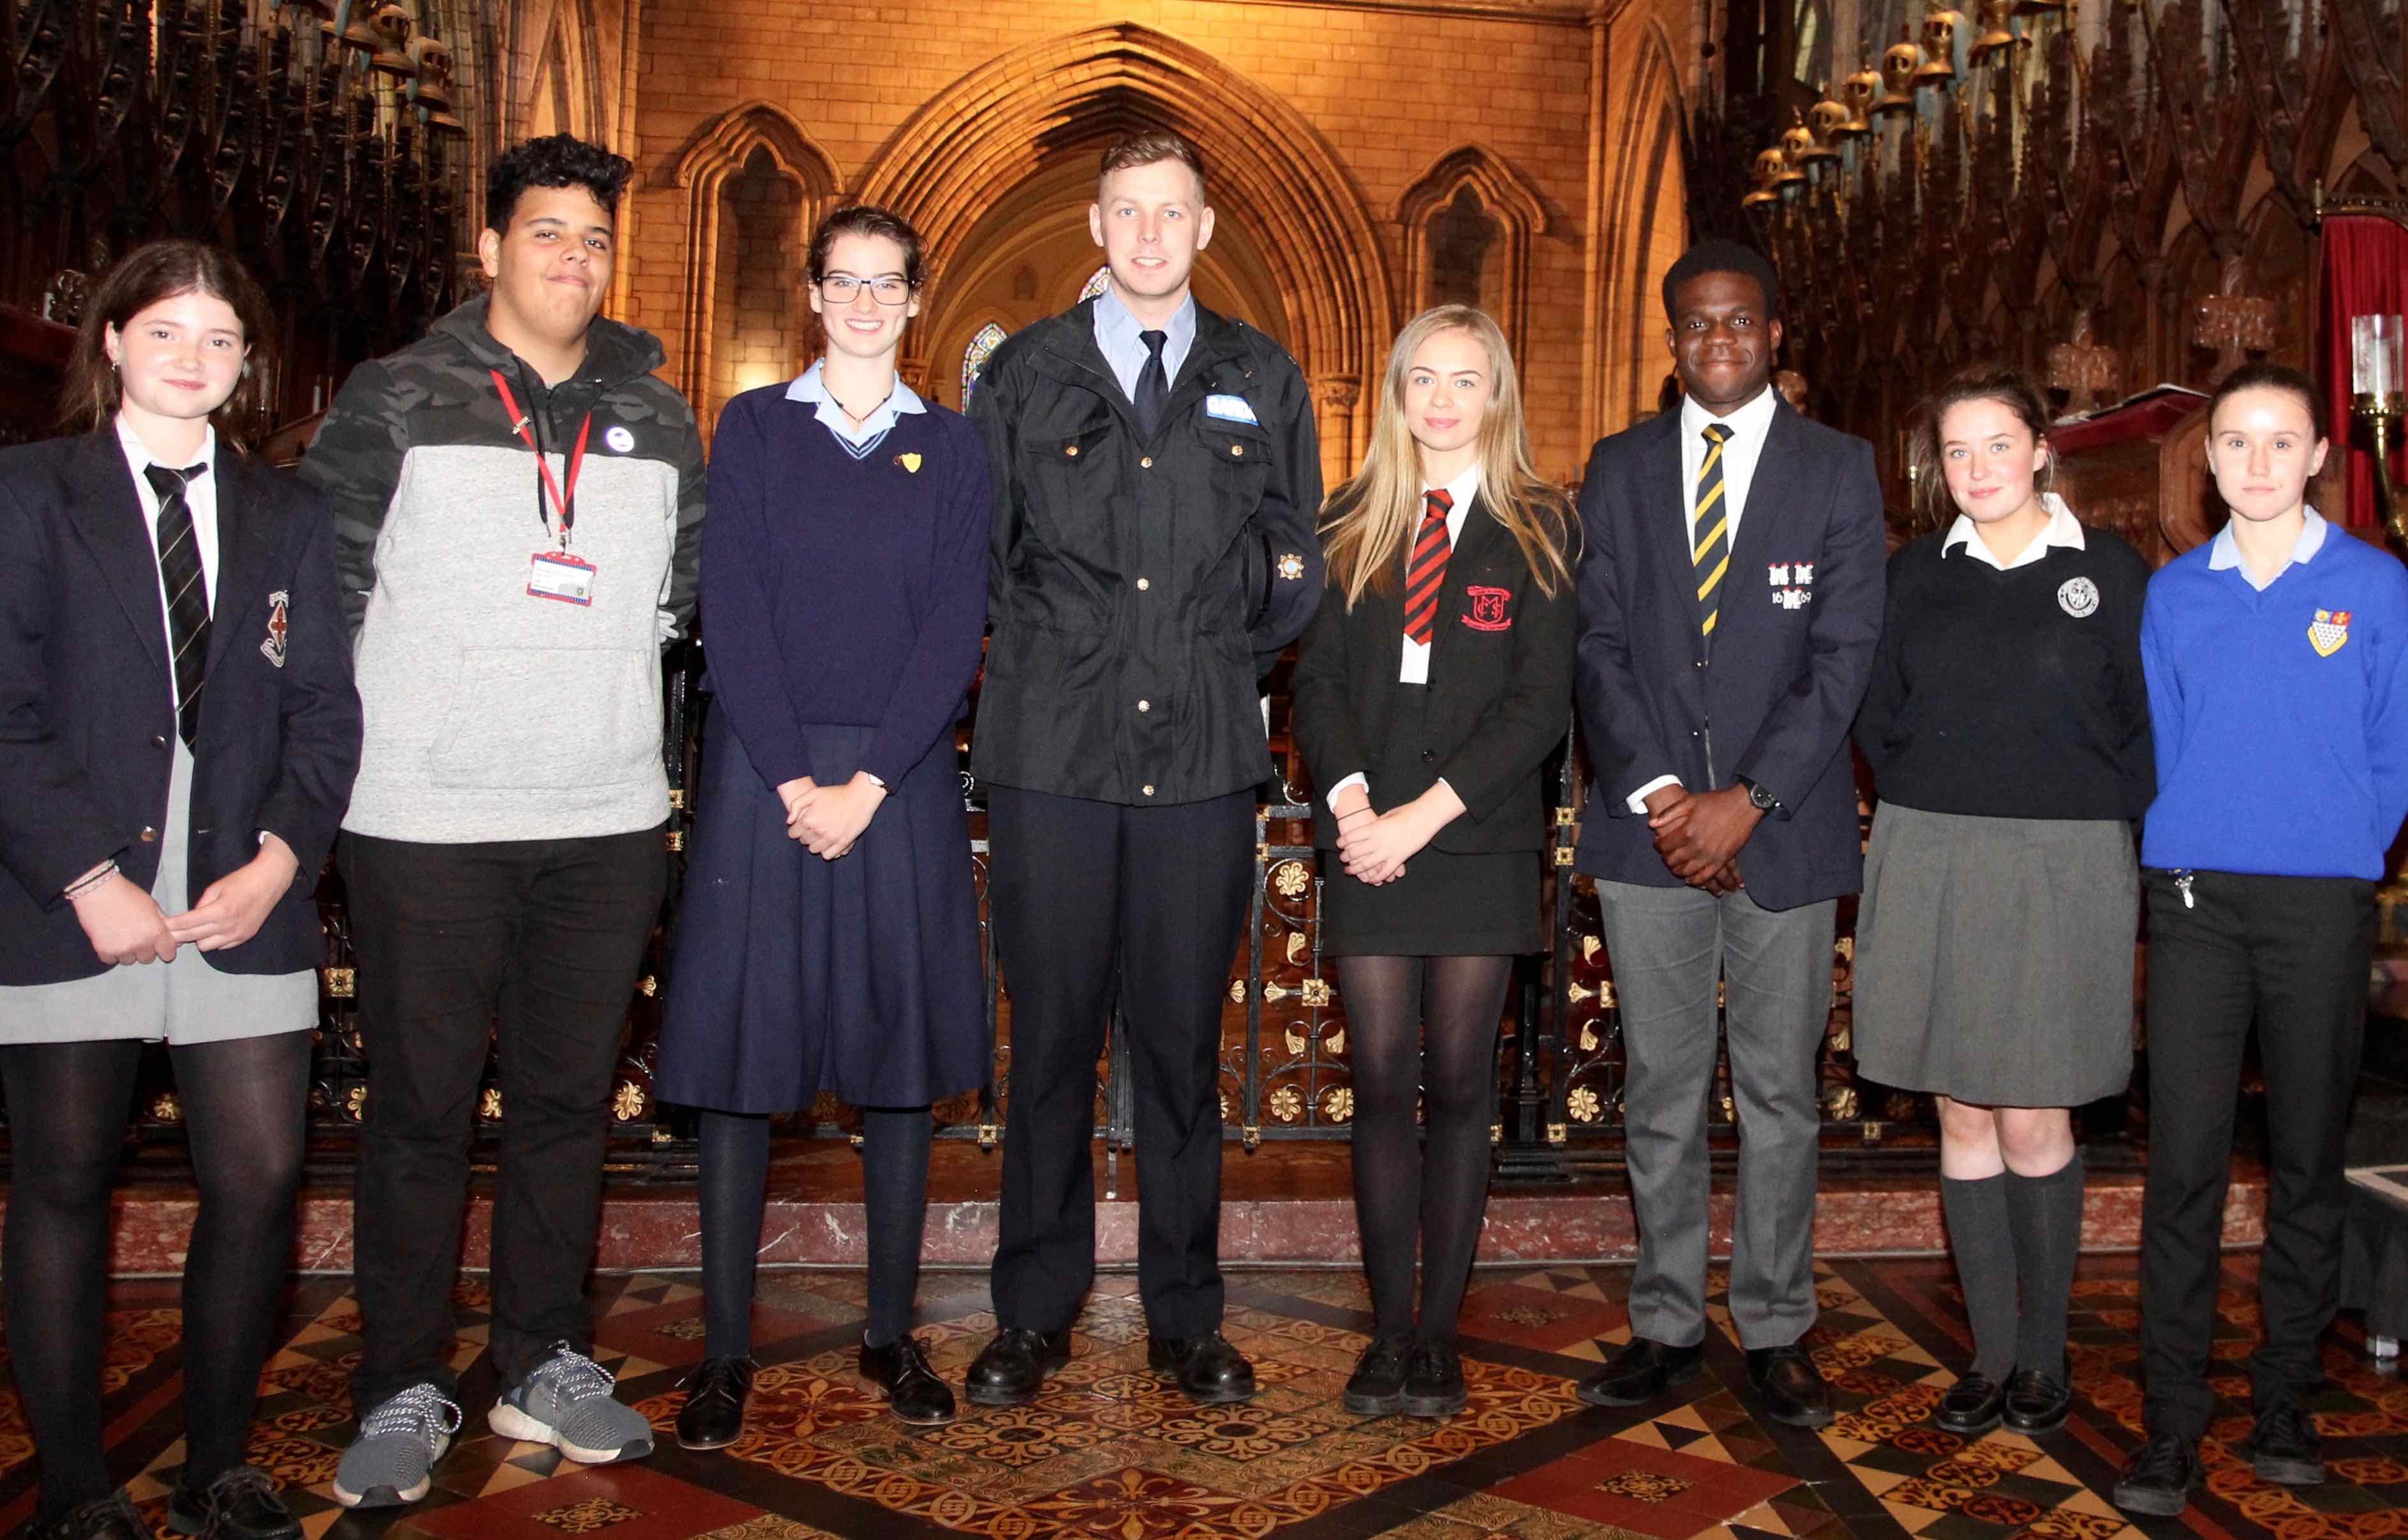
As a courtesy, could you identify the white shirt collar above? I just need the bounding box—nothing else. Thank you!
[1941,492,2088,571]
[785,359,926,447]
[114,414,218,480]
[1679,382,1779,451]
[2210,505,2328,588]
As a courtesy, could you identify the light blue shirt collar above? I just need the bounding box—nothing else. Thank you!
[1092,283,1196,403]
[785,359,926,448]
[2209,505,2328,590]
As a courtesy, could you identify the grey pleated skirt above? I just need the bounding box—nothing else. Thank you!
[1850,802,2136,1107]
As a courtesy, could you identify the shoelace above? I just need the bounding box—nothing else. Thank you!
[688,1356,754,1398]
[533,1344,620,1405]
[2257,1402,2317,1447]
[198,1467,279,1518]
[362,1382,464,1440]
[2132,1432,2194,1477]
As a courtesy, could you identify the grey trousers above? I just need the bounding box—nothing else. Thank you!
[1595,879,1836,1350]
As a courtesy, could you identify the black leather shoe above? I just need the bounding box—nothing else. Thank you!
[675,1355,756,1451]
[2001,1363,2073,1435]
[2112,1432,2201,1517]
[2246,1400,2324,1487]
[965,1327,1072,1407]
[1343,1333,1411,1416]
[166,1468,299,1540]
[859,1335,957,1426]
[30,1490,147,1540]
[1401,1340,1468,1419]
[1747,1344,1834,1429]
[1576,1338,1704,1407]
[1148,1331,1256,1405]
[1935,1370,2009,1435]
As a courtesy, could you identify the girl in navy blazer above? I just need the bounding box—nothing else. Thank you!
[0,242,360,1540]
[1290,304,1577,1419]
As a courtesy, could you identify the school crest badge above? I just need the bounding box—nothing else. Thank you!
[1462,586,1513,631]
[895,452,923,473]
[2309,608,2352,657]
[2057,577,2099,618]
[260,590,290,668]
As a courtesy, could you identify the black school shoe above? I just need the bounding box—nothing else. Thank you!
[1401,1340,1469,1419]
[166,1467,301,1540]
[1342,1334,1412,1416]
[1935,1370,2009,1435]
[965,1327,1073,1407]
[2112,1432,2201,1517]
[1746,1344,1835,1429]
[859,1335,957,1426]
[1575,1338,1703,1407]
[17,1490,145,1540]
[2001,1363,2073,1435]
[675,1355,756,1451]
[2245,1399,2325,1487]
[1148,1331,1256,1405]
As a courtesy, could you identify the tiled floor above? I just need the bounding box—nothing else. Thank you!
[1,1254,2400,1539]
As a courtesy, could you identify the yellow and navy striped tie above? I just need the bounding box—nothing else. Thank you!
[1693,421,1734,644]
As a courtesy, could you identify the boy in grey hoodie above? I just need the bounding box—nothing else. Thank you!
[299,134,705,1506]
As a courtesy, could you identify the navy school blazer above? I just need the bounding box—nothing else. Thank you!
[1290,495,1579,854]
[1571,401,1885,912]
[0,429,362,985]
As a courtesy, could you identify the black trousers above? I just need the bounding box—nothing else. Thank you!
[341,827,667,1409]
[985,785,1255,1340]
[2138,867,2374,1440]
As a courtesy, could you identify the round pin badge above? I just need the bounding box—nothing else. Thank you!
[2057,576,2099,618]
[604,424,635,454]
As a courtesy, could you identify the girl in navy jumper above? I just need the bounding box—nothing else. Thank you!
[2115,364,2408,1519]
[657,207,993,1441]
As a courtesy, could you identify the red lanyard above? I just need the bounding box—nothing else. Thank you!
[490,370,592,547]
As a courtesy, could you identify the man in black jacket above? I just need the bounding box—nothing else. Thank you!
[965,131,1323,1407]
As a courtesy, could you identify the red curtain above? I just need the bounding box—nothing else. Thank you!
[2317,214,2408,528]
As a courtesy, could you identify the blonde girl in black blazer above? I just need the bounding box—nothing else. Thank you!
[1291,304,1577,1420]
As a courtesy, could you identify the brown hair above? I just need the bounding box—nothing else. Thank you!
[806,204,927,289]
[1906,364,2055,525]
[1097,130,1208,204]
[58,240,276,446]
[1321,306,1575,608]
[2208,360,2326,440]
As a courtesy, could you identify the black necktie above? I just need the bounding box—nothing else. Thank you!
[144,461,211,750]
[1134,329,1169,440]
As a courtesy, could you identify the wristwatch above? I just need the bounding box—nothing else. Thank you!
[1739,777,1780,813]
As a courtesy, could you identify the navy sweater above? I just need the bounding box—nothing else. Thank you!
[699,387,994,790]
[2139,525,2408,879]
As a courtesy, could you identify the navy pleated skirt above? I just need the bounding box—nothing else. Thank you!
[655,704,988,1112]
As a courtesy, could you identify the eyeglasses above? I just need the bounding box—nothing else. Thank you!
[818,275,912,305]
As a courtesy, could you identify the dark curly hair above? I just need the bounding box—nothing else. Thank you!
[1661,238,1782,325]
[486,134,635,234]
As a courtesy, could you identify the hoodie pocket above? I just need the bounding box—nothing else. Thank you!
[427,647,658,789]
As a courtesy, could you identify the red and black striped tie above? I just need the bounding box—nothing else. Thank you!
[1403,487,1453,647]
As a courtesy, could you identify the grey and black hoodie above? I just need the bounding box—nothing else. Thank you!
[298,295,706,844]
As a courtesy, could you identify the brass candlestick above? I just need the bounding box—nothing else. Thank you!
[2357,389,2408,551]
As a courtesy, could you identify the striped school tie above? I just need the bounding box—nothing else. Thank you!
[144,461,212,750]
[1403,488,1453,646]
[1693,422,1734,645]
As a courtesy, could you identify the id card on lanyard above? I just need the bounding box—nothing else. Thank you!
[491,370,597,606]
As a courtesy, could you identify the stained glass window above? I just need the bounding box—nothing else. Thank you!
[961,322,1007,408]
[1078,265,1111,301]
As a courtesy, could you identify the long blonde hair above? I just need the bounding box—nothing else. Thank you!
[1320,306,1573,610]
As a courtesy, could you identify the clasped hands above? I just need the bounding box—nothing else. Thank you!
[778,771,887,860]
[1643,783,1758,896]
[69,834,302,966]
[1329,780,1467,886]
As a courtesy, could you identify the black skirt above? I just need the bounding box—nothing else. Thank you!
[655,704,988,1112]
[1320,684,1546,957]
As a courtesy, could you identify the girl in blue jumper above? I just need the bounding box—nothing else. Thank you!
[657,206,993,1442]
[2115,363,2408,1519]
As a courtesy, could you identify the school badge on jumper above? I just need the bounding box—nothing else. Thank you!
[1768,564,1790,586]
[895,452,923,473]
[2057,576,2100,618]
[1462,586,1513,631]
[2309,608,2352,657]
[260,590,290,668]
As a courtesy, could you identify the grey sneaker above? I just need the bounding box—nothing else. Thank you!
[489,1343,655,1463]
[332,1383,462,1508]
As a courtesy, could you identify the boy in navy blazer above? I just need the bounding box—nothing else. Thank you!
[1570,241,1885,1427]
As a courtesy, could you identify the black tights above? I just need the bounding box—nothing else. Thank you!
[699,1106,931,1357]
[1335,954,1513,1345]
[0,1033,309,1518]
